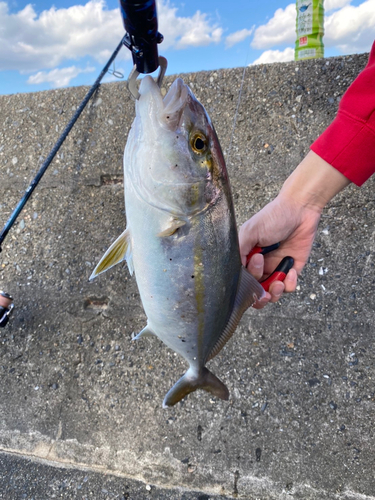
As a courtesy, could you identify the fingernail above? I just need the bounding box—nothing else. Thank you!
[252,254,263,268]
[286,268,297,281]
[253,297,268,308]
[272,284,284,297]
[259,293,271,303]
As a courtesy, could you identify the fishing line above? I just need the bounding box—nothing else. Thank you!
[0,36,125,251]
[225,43,251,167]
[17,56,122,204]
[107,60,124,79]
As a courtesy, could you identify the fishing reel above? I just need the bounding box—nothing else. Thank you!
[0,291,14,328]
[119,0,164,74]
[119,0,167,99]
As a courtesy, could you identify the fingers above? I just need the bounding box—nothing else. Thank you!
[239,219,259,266]
[252,293,271,309]
[269,281,285,302]
[283,268,298,293]
[253,280,285,309]
[267,268,297,302]
[246,253,298,309]
[246,253,269,309]
[246,252,264,281]
[0,295,12,309]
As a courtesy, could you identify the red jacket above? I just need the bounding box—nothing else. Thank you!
[310,41,375,186]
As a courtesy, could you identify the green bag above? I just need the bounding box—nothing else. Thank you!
[295,0,324,60]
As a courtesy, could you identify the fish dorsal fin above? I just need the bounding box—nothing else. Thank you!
[89,228,133,280]
[207,267,265,362]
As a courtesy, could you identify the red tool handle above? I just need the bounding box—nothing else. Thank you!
[260,256,294,292]
[246,245,294,292]
[246,243,280,264]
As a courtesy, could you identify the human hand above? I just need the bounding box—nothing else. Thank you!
[0,291,13,310]
[240,151,350,309]
[239,194,321,309]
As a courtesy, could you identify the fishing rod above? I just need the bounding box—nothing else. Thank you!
[0,0,166,327]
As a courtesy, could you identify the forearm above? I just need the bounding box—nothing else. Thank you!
[280,150,351,212]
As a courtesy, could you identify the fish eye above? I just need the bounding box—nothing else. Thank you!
[190,132,208,154]
[195,138,205,150]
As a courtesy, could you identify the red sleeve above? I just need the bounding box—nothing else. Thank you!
[310,41,375,186]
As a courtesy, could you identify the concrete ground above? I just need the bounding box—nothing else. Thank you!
[0,51,374,499]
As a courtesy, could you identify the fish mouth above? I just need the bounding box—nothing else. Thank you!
[137,76,189,131]
[162,78,189,130]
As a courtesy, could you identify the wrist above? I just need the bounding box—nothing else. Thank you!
[280,150,351,212]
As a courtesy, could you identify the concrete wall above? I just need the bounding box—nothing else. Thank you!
[0,51,374,499]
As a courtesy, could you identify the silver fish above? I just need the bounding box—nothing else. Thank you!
[91,76,264,407]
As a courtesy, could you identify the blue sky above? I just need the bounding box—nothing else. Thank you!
[0,0,374,95]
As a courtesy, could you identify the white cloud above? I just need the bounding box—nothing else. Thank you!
[157,3,222,49]
[27,66,95,87]
[325,0,351,12]
[251,47,295,65]
[0,0,222,73]
[225,28,254,48]
[0,0,125,72]
[251,3,295,50]
[251,0,375,56]
[324,0,375,53]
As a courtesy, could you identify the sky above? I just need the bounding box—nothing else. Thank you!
[0,0,374,95]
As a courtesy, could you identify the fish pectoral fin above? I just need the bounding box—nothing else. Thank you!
[89,228,133,280]
[162,367,229,408]
[157,218,186,237]
[207,266,265,362]
[133,325,156,340]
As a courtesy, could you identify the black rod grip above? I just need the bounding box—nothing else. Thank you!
[119,0,162,74]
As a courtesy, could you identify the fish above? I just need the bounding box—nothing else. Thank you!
[90,75,265,407]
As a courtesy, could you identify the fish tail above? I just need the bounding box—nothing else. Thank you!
[162,367,229,408]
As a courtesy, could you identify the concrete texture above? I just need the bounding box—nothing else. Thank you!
[0,51,374,499]
[0,451,228,499]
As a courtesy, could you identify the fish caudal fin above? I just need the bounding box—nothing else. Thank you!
[89,228,133,280]
[163,367,229,408]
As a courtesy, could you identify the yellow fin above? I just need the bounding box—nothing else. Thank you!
[157,219,186,237]
[89,228,133,280]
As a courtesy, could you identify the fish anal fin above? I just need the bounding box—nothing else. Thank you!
[163,367,229,408]
[133,325,156,340]
[157,219,186,237]
[90,228,133,280]
[207,267,265,362]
